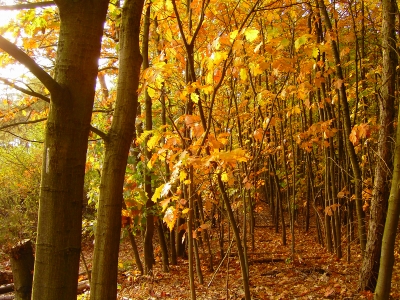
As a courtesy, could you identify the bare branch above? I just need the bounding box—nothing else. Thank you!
[0,118,47,131]
[89,125,108,141]
[0,36,60,95]
[0,129,44,143]
[0,1,55,10]
[0,77,50,102]
[171,0,189,47]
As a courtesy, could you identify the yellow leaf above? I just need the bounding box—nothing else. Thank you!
[147,132,161,150]
[292,106,301,115]
[244,28,259,42]
[206,72,213,84]
[164,207,177,231]
[229,30,238,43]
[147,86,156,98]
[182,208,190,214]
[202,85,214,94]
[212,51,228,65]
[240,68,248,82]
[190,93,199,103]
[221,172,228,182]
[165,0,173,11]
[251,64,263,76]
[137,130,153,144]
[180,170,187,182]
[152,184,165,202]
[184,179,191,185]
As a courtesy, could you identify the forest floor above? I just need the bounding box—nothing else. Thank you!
[83,209,400,300]
[1,209,400,299]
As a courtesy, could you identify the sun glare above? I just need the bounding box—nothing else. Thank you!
[0,1,18,27]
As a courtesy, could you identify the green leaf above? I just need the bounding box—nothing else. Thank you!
[295,35,308,50]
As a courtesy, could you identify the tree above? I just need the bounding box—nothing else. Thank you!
[0,1,110,298]
[90,0,144,297]
[367,0,398,296]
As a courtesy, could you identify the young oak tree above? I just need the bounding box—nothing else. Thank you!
[0,1,109,299]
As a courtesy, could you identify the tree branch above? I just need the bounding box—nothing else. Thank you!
[0,1,55,10]
[89,125,108,141]
[0,117,108,142]
[0,77,50,102]
[0,36,60,95]
[0,117,47,131]
[189,0,209,47]
[0,130,44,143]
[171,0,189,47]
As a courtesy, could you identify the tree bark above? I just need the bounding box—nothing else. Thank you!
[318,0,366,254]
[360,0,397,292]
[375,72,400,300]
[142,4,155,275]
[0,2,113,299]
[217,175,251,300]
[10,240,34,300]
[90,0,144,298]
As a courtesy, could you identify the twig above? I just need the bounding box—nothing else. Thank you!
[207,237,234,288]
[80,250,91,286]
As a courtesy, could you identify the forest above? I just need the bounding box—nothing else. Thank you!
[0,0,399,299]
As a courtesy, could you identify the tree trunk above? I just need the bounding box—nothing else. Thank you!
[2,2,112,299]
[375,61,400,300]
[359,0,397,292]
[217,175,251,300]
[318,0,366,254]
[142,4,156,275]
[90,0,144,298]
[10,240,34,300]
[375,94,400,299]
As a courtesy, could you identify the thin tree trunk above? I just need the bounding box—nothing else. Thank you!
[142,4,155,275]
[217,175,251,300]
[318,0,366,254]
[157,219,170,272]
[375,79,400,299]
[90,0,144,298]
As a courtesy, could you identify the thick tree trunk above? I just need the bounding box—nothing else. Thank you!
[10,240,34,300]
[90,0,144,298]
[359,0,397,292]
[27,2,110,299]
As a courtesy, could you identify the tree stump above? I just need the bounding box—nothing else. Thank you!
[10,240,34,300]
